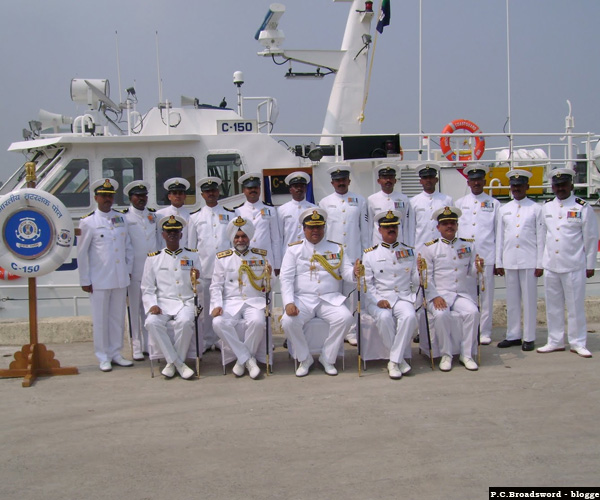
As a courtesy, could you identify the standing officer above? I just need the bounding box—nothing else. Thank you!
[363,211,418,379]
[234,172,282,272]
[210,217,273,379]
[78,179,134,372]
[280,208,358,377]
[187,177,234,351]
[455,164,500,345]
[367,164,414,247]
[156,177,191,249]
[142,215,199,380]
[538,168,599,358]
[495,170,544,351]
[123,180,158,360]
[277,171,315,254]
[419,207,482,372]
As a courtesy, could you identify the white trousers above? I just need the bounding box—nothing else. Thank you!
[479,264,495,338]
[89,287,127,363]
[505,269,538,342]
[368,300,417,364]
[428,296,479,358]
[281,300,353,365]
[200,278,219,348]
[145,306,195,364]
[213,304,265,365]
[544,269,587,349]
[127,278,148,356]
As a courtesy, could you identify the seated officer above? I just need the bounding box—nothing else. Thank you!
[418,207,482,372]
[141,215,200,380]
[363,211,418,379]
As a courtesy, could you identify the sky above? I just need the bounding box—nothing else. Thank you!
[1,0,599,181]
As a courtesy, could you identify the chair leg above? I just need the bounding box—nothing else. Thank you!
[150,357,155,378]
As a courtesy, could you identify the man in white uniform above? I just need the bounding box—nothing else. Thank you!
[187,177,234,351]
[367,164,414,246]
[280,208,358,377]
[277,171,315,254]
[419,207,482,372]
[538,168,599,358]
[234,172,282,271]
[455,164,500,345]
[363,211,418,379]
[495,170,544,351]
[141,215,199,380]
[156,177,191,249]
[78,179,134,372]
[210,217,273,379]
[123,180,158,360]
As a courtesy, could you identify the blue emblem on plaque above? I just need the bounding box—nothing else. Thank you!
[4,209,53,259]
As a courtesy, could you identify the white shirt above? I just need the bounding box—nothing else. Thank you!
[496,197,544,269]
[277,198,316,255]
[410,191,454,250]
[455,192,500,263]
[367,190,415,246]
[235,201,282,268]
[124,206,159,278]
[155,205,191,249]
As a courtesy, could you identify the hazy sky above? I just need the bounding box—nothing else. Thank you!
[1,0,599,181]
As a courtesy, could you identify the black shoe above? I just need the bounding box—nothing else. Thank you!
[283,339,288,349]
[497,339,522,348]
[413,335,420,344]
[522,341,535,351]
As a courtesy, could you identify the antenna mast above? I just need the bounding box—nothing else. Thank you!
[155,31,163,103]
[115,31,123,105]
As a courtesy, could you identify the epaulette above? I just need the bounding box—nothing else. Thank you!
[264,201,274,207]
[80,211,95,219]
[400,242,414,248]
[217,249,233,259]
[232,203,244,210]
[148,207,156,212]
[288,240,303,246]
[251,248,267,256]
[327,240,342,246]
[114,208,126,214]
[364,245,378,253]
[424,239,438,246]
[147,250,161,257]
[184,247,198,252]
[545,198,552,203]
[121,208,130,213]
[224,206,235,213]
[575,197,586,206]
[189,207,202,215]
[460,238,475,242]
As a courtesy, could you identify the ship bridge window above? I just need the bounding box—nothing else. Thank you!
[46,158,90,208]
[207,153,244,199]
[102,157,143,206]
[155,157,196,206]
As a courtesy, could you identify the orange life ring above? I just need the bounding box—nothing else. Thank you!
[440,119,485,162]
[0,267,21,280]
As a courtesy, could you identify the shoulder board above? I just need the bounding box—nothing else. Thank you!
[288,240,303,246]
[189,207,202,215]
[545,198,553,203]
[147,207,156,212]
[264,201,274,207]
[147,250,161,257]
[80,211,95,219]
[114,208,126,214]
[424,239,438,246]
[232,203,244,210]
[121,208,130,213]
[224,206,235,213]
[327,240,342,246]
[460,238,475,242]
[251,248,267,256]
[575,197,586,206]
[400,242,414,249]
[217,249,233,259]
[184,247,198,252]
[364,245,378,253]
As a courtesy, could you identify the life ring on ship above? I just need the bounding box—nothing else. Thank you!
[440,119,486,162]
[0,267,21,280]
[0,189,74,278]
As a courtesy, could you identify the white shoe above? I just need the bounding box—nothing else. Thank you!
[296,355,314,377]
[318,355,338,376]
[99,360,112,372]
[399,360,412,375]
[536,344,566,353]
[570,346,592,358]
[387,361,402,379]
[161,363,176,378]
[246,358,261,379]
[345,335,358,346]
[459,355,478,371]
[133,352,145,361]
[112,354,133,367]
[176,362,195,380]
[439,355,452,372]
[232,361,245,377]
[479,336,492,345]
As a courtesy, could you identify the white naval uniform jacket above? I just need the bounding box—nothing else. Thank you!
[187,205,233,276]
[235,201,282,268]
[542,195,599,272]
[155,205,191,249]
[78,209,133,289]
[124,206,159,278]
[362,241,418,309]
[455,192,500,264]
[277,199,316,256]
[209,248,273,316]
[318,191,369,262]
[141,247,200,316]
[496,197,545,270]
[367,190,415,247]
[419,238,478,306]
[280,239,355,311]
[409,191,454,251]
